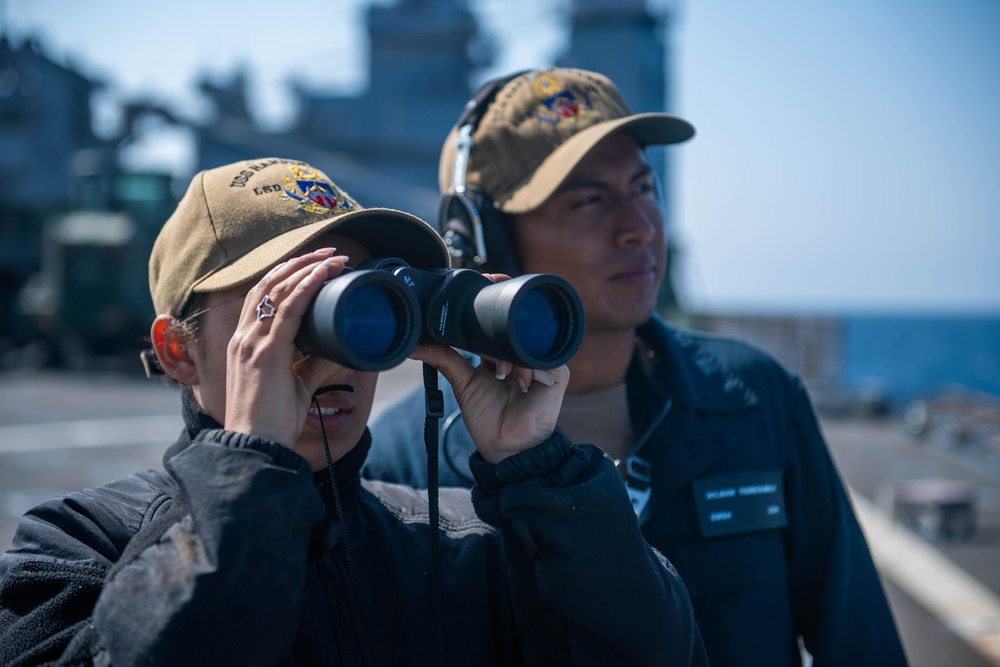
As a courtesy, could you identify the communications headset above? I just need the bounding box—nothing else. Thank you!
[436,71,531,277]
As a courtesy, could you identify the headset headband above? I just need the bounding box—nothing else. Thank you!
[448,70,531,196]
[455,72,526,131]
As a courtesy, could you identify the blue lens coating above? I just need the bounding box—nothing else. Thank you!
[513,289,560,359]
[341,284,399,361]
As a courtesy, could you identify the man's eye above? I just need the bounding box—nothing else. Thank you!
[572,195,602,209]
[634,181,655,196]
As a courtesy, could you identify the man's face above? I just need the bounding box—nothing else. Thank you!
[190,232,379,471]
[513,132,665,334]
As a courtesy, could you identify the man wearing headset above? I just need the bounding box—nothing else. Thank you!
[364,68,908,666]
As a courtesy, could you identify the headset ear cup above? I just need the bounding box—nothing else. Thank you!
[438,187,523,276]
[439,194,479,270]
[467,187,522,277]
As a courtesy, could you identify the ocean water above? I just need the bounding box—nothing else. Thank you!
[843,314,1000,403]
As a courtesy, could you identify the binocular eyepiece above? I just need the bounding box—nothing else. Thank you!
[296,258,585,371]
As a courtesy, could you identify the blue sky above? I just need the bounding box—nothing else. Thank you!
[671,1,1000,313]
[4,0,998,314]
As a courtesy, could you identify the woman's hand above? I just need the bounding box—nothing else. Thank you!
[223,248,352,448]
[412,344,568,464]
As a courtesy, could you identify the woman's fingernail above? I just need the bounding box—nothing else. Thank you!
[318,247,337,254]
[532,370,555,386]
[517,376,529,393]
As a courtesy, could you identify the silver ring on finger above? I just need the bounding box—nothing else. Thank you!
[256,295,278,321]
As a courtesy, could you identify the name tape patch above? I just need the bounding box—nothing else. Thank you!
[692,469,788,538]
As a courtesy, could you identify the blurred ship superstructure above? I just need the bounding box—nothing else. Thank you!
[0,0,678,365]
[0,37,104,356]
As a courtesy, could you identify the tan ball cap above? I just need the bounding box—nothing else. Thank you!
[439,68,696,214]
[150,158,449,316]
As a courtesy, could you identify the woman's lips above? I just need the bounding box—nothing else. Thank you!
[306,398,352,430]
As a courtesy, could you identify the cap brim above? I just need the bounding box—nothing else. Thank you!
[194,207,449,294]
[497,113,695,214]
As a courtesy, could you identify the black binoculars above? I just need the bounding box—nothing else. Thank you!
[296,258,585,372]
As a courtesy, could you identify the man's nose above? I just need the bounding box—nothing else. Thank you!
[614,198,660,247]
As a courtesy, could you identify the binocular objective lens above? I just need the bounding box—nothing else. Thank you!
[340,283,401,362]
[512,288,561,360]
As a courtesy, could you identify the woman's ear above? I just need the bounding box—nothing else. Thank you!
[151,315,199,385]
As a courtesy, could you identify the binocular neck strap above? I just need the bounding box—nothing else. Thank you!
[422,362,445,663]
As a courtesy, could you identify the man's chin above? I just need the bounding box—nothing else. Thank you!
[592,304,657,333]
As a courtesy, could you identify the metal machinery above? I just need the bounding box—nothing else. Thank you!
[18,170,176,365]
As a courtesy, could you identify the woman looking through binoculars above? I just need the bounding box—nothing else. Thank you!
[0,158,707,666]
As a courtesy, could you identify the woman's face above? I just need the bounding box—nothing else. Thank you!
[188,233,379,471]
